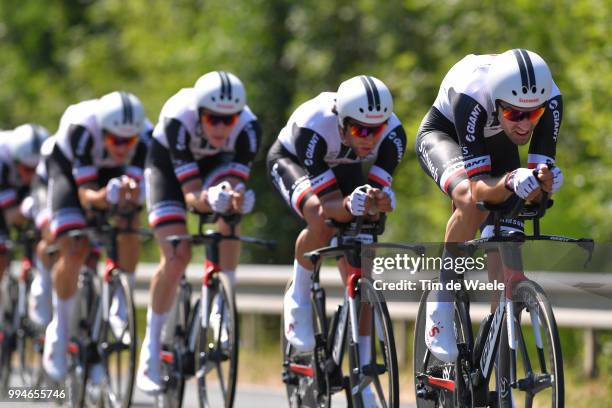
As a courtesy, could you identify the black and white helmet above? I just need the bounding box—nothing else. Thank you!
[336,75,393,126]
[194,71,246,115]
[97,91,146,137]
[8,124,49,167]
[487,49,553,108]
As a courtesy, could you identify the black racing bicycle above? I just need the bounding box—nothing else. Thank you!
[282,214,421,408]
[414,192,594,408]
[0,225,46,394]
[65,206,151,407]
[159,212,275,408]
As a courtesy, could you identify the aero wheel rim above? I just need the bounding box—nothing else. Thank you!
[198,282,237,408]
[512,283,562,408]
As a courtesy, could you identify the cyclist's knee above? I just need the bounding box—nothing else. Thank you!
[451,181,477,211]
[160,243,192,283]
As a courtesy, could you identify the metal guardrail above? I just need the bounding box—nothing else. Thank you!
[131,263,612,329]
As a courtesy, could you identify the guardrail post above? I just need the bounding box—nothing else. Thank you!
[583,328,598,378]
[393,320,407,368]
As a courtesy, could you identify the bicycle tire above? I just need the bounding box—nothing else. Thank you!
[196,272,239,408]
[0,275,18,394]
[17,319,44,389]
[501,279,564,408]
[281,279,322,408]
[156,287,188,408]
[413,280,473,408]
[100,272,137,408]
[66,268,97,408]
[347,278,399,408]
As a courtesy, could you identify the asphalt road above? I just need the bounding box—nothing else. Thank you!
[130,378,417,408]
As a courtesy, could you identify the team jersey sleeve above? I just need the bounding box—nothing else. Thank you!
[294,127,338,197]
[163,118,200,186]
[226,120,262,181]
[528,94,562,168]
[68,125,98,186]
[0,163,18,209]
[125,140,147,182]
[451,92,491,179]
[368,125,407,188]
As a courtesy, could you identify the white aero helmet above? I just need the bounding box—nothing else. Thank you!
[9,124,49,167]
[487,49,553,108]
[97,91,146,137]
[336,75,393,126]
[194,71,246,115]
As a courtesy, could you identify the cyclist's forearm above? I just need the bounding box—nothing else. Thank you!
[469,176,513,204]
[319,194,352,222]
[78,186,109,210]
[182,180,212,213]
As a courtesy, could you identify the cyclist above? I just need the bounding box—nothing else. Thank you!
[136,71,261,394]
[27,119,152,328]
[42,91,149,384]
[415,49,563,364]
[0,124,49,320]
[267,75,406,405]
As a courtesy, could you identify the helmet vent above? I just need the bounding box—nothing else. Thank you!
[512,90,517,96]
[531,86,537,93]
[522,86,528,94]
[212,97,216,101]
[368,105,373,111]
[235,98,240,103]
[384,108,388,112]
[359,108,364,113]
[541,88,545,94]
[375,104,380,111]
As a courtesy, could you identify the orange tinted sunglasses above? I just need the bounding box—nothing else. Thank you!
[203,112,238,127]
[105,134,138,148]
[347,122,387,139]
[500,105,545,123]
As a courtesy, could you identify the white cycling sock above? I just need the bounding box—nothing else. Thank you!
[34,255,52,291]
[53,293,75,341]
[143,307,168,358]
[222,269,236,287]
[290,259,313,306]
[358,335,371,368]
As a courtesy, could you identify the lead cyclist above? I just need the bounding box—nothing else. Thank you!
[414,50,564,403]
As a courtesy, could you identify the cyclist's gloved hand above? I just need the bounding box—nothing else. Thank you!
[537,164,564,193]
[106,177,123,205]
[505,168,539,199]
[241,189,255,214]
[138,179,146,205]
[207,181,232,213]
[20,196,35,219]
[381,186,396,211]
[347,185,371,216]
[233,182,255,214]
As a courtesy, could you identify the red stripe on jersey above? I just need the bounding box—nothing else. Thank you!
[312,178,337,195]
[368,173,390,187]
[467,165,491,177]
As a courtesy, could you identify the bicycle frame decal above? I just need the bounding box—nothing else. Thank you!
[332,300,349,365]
[480,294,505,377]
[288,363,314,377]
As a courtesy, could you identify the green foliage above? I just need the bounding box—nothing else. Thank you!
[0,0,609,262]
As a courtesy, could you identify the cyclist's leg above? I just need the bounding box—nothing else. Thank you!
[137,146,191,393]
[267,141,334,351]
[43,148,89,381]
[416,109,487,363]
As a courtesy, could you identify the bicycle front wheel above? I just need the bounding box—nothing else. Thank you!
[499,280,564,408]
[196,272,239,408]
[100,272,137,408]
[348,277,399,408]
